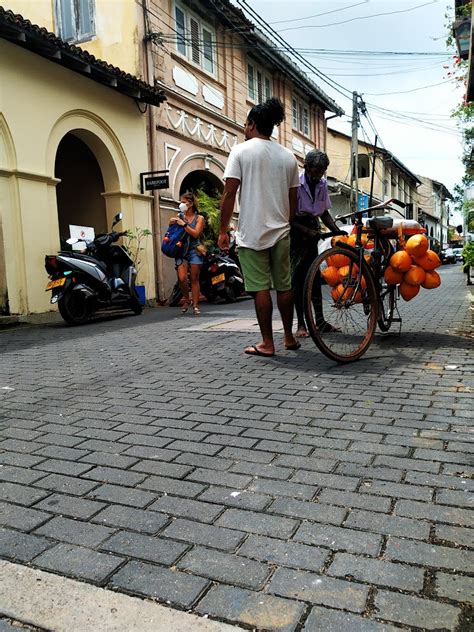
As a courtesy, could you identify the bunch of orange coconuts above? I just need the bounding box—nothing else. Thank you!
[321,233,441,303]
[384,234,441,301]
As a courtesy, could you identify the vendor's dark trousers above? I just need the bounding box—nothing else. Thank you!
[291,240,319,328]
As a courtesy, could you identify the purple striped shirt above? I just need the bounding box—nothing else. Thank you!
[296,172,331,217]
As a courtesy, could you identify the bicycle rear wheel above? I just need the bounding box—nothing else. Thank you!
[303,247,378,363]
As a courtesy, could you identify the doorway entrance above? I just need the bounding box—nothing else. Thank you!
[55,133,107,247]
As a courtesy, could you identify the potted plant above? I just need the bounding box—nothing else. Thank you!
[123,227,152,306]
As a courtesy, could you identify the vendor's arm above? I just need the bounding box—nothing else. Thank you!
[320,209,340,233]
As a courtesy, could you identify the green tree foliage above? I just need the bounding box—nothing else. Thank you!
[446,2,474,229]
[196,188,221,248]
[462,240,474,267]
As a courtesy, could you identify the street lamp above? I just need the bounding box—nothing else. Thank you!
[453,17,472,60]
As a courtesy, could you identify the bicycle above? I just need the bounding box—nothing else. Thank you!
[303,199,424,363]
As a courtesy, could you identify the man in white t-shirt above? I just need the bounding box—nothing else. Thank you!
[218,97,300,357]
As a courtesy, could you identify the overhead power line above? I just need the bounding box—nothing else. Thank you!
[233,0,353,102]
[269,1,370,25]
[365,79,456,95]
[278,0,441,32]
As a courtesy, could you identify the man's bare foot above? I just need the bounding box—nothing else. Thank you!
[283,334,300,350]
[244,343,275,357]
[296,326,309,338]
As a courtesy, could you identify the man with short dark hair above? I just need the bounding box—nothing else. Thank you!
[292,149,340,338]
[218,97,300,357]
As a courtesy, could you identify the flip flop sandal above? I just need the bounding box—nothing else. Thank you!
[244,345,275,357]
[285,342,301,350]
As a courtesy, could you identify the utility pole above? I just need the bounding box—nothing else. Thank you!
[350,91,360,215]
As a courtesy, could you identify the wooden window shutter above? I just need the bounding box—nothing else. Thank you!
[57,0,75,41]
[77,0,94,39]
[190,17,200,64]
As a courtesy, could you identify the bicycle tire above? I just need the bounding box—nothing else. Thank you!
[377,284,396,332]
[376,237,396,332]
[303,246,378,363]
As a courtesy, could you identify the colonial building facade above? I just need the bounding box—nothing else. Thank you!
[146,0,343,295]
[1,0,344,313]
[417,176,452,248]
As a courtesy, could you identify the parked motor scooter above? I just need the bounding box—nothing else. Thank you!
[44,213,142,325]
[200,248,245,303]
[168,242,245,307]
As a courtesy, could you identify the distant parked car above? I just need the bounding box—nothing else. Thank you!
[440,247,456,264]
[452,247,463,263]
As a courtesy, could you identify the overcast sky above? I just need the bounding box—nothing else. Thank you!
[241,0,464,221]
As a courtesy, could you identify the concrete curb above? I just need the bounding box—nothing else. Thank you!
[0,561,240,632]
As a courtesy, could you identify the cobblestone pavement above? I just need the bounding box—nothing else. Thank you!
[0,265,472,631]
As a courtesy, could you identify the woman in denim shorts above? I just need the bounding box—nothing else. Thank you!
[170,192,205,315]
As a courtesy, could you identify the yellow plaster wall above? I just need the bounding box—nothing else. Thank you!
[4,1,55,30]
[4,0,141,76]
[327,130,384,199]
[0,40,154,314]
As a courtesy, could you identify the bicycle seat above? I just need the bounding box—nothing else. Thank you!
[367,217,393,231]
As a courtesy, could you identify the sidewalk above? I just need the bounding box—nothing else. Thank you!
[0,265,472,631]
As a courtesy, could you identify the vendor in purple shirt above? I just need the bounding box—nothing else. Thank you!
[291,149,340,338]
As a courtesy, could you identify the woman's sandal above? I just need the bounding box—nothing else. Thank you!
[181,301,190,313]
[193,305,201,315]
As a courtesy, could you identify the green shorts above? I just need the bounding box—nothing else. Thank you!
[238,235,292,292]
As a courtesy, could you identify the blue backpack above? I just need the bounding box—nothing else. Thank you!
[161,222,189,259]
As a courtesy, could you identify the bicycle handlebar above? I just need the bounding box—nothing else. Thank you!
[335,198,406,223]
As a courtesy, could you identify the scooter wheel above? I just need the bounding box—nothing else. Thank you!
[168,282,183,307]
[130,292,142,315]
[58,291,91,326]
[224,286,237,303]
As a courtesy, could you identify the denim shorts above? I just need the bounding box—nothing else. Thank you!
[175,247,203,267]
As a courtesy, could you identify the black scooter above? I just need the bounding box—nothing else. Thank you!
[169,245,245,306]
[45,213,142,325]
[200,249,245,303]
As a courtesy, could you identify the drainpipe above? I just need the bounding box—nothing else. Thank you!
[143,0,165,303]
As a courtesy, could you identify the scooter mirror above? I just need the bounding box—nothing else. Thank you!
[112,212,123,228]
[66,237,79,245]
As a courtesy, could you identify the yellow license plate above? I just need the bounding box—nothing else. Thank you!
[211,273,225,285]
[46,277,66,291]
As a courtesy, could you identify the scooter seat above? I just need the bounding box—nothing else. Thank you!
[61,252,109,274]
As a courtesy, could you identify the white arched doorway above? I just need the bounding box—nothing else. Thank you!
[47,111,132,243]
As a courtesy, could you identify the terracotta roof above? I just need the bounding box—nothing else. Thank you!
[0,6,166,106]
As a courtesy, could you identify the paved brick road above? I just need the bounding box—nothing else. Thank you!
[0,265,472,631]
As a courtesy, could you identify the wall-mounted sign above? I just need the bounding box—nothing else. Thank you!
[357,193,369,211]
[140,170,169,194]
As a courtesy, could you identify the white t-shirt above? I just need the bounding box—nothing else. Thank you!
[223,138,300,250]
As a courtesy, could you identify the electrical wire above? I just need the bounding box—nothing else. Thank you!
[269,1,370,25]
[364,79,456,95]
[277,0,440,32]
[141,0,346,116]
[234,0,352,102]
[139,1,461,151]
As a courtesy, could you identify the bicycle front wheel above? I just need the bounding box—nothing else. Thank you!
[303,247,378,363]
